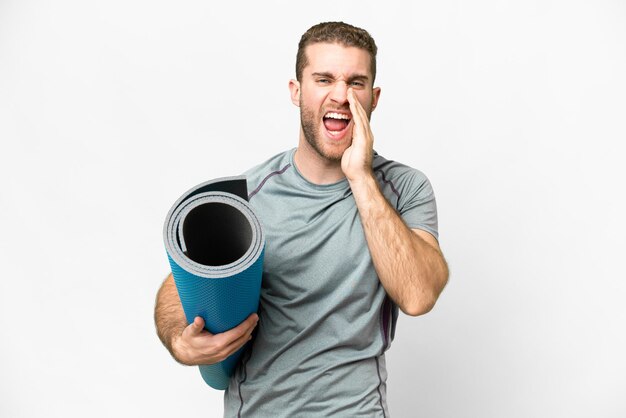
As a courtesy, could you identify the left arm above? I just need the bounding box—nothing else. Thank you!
[343,89,449,316]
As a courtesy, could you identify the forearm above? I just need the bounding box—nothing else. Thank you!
[154,274,188,361]
[350,174,449,316]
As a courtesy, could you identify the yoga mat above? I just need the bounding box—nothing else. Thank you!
[163,176,264,390]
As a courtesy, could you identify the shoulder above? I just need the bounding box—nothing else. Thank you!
[372,153,433,199]
[244,149,294,199]
[372,153,439,238]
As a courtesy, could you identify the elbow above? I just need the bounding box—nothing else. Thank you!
[400,294,437,317]
[401,270,449,317]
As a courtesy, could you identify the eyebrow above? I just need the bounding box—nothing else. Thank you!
[311,72,370,82]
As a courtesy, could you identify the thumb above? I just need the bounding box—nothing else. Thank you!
[189,316,205,335]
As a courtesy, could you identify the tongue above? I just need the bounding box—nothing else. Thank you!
[324,118,349,131]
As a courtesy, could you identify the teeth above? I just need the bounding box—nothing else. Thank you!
[324,112,350,120]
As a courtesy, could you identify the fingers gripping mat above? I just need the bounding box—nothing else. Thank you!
[163,176,264,390]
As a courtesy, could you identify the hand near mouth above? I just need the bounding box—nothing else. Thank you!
[342,88,375,183]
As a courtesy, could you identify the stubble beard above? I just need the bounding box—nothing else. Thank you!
[299,97,373,163]
[299,101,345,163]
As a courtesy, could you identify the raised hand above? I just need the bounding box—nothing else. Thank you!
[341,87,375,183]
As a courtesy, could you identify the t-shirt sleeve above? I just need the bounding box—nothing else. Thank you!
[396,169,439,240]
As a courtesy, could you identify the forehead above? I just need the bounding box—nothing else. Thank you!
[303,42,372,78]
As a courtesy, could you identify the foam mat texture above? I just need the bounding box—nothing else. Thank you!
[163,176,264,389]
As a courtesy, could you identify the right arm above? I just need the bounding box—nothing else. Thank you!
[154,273,259,366]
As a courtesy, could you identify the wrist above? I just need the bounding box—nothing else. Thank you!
[348,171,377,197]
[349,173,387,218]
[171,334,192,365]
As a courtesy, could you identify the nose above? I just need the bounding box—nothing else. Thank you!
[329,81,349,105]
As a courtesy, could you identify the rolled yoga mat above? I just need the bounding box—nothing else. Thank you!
[163,176,264,390]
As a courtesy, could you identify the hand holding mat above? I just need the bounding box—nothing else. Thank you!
[163,176,265,389]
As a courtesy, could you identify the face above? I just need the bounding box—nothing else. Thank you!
[290,43,381,162]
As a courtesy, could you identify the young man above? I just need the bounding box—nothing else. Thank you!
[155,22,448,417]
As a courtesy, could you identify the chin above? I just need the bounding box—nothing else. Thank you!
[317,137,351,162]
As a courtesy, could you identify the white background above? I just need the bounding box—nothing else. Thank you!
[1,1,625,417]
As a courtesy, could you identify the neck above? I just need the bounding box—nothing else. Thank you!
[294,134,346,185]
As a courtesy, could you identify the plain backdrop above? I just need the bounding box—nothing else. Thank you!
[1,1,625,417]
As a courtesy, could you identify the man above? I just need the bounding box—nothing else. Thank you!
[155,21,448,417]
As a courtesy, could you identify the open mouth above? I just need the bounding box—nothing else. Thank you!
[323,111,352,138]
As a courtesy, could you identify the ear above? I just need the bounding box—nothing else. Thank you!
[371,87,381,111]
[289,79,301,107]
